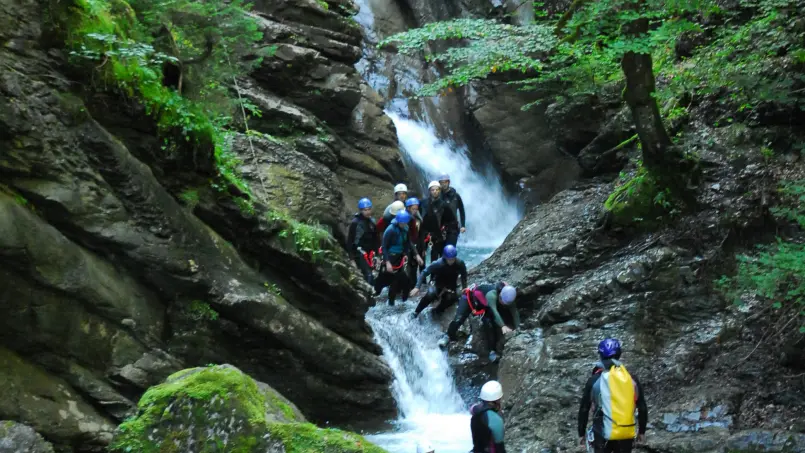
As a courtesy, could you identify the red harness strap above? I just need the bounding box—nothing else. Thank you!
[362,250,375,267]
[464,288,486,316]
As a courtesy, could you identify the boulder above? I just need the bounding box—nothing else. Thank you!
[109,364,388,453]
[0,421,55,453]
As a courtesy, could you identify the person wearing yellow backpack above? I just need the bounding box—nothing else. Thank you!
[577,338,648,453]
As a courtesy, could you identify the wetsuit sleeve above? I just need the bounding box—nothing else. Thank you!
[577,374,597,437]
[486,290,505,328]
[381,229,393,262]
[457,193,466,228]
[634,375,648,434]
[511,301,521,329]
[416,260,439,288]
[346,221,358,258]
[459,261,468,288]
[487,412,506,453]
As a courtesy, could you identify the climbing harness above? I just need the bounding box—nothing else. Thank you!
[463,285,487,317]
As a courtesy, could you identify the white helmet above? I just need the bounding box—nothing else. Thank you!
[500,285,517,305]
[416,439,435,453]
[479,380,503,402]
[389,200,405,215]
[394,183,408,193]
[428,181,440,190]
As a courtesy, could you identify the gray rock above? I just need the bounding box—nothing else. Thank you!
[0,421,54,453]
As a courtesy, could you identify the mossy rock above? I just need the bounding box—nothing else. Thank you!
[604,168,668,228]
[109,364,387,453]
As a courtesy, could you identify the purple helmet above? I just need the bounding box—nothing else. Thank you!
[598,338,621,359]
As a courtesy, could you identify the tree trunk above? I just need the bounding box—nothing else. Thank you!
[620,14,695,199]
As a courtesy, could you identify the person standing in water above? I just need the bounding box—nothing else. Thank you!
[375,210,422,305]
[345,197,378,285]
[438,173,466,246]
[470,380,507,453]
[420,181,457,263]
[405,197,426,284]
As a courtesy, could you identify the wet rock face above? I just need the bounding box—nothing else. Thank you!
[465,149,805,451]
[109,364,387,453]
[0,0,400,446]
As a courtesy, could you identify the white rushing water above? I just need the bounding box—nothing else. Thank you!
[352,0,524,451]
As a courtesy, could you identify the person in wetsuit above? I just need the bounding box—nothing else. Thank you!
[345,197,378,285]
[420,181,457,263]
[409,244,467,318]
[470,380,506,453]
[578,338,648,453]
[437,173,466,246]
[439,282,517,362]
[374,210,423,305]
[382,183,408,217]
[405,197,426,284]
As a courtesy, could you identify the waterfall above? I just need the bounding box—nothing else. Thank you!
[364,306,471,453]
[352,0,524,451]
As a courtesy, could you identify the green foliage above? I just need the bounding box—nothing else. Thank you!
[658,0,805,114]
[60,0,262,195]
[604,164,681,226]
[188,300,219,321]
[379,19,556,97]
[180,189,199,206]
[267,211,334,263]
[717,179,805,334]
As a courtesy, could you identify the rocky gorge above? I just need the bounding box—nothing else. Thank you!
[2,0,805,451]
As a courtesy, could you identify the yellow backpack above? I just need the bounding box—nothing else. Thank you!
[594,362,637,440]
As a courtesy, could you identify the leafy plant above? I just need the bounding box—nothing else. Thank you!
[59,0,263,195]
[189,300,219,321]
[717,179,805,336]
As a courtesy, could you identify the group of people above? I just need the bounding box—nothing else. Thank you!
[417,338,648,453]
[347,174,466,305]
[346,175,520,361]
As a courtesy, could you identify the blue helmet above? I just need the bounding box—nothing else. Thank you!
[358,198,372,209]
[443,244,457,259]
[438,173,450,181]
[395,210,411,224]
[598,338,622,359]
[405,197,420,207]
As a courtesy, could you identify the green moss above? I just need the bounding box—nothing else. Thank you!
[604,165,678,228]
[268,422,388,453]
[316,0,329,9]
[111,366,267,453]
[263,388,299,422]
[266,210,334,263]
[179,189,199,206]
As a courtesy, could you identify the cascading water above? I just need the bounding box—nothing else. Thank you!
[353,0,523,451]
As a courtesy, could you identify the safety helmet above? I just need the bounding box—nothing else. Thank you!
[357,198,372,209]
[395,210,411,224]
[428,181,440,190]
[500,285,517,305]
[416,440,435,453]
[389,200,405,215]
[405,197,420,207]
[394,183,408,193]
[598,338,621,359]
[479,380,503,402]
[443,244,457,259]
[438,173,450,181]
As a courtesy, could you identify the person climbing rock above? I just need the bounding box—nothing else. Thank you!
[346,197,378,285]
[420,181,457,263]
[383,183,408,217]
[374,210,423,305]
[439,282,517,363]
[577,338,648,453]
[416,439,435,453]
[438,173,466,246]
[470,380,506,453]
[376,200,405,238]
[405,198,426,284]
[409,244,467,318]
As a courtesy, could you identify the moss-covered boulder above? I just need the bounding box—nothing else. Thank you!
[0,421,55,453]
[109,364,387,453]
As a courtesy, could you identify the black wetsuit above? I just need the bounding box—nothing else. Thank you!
[420,196,457,262]
[441,186,466,246]
[346,213,378,285]
[412,257,468,316]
